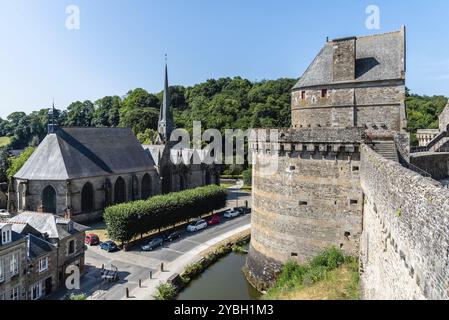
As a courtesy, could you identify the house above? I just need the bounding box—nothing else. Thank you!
[0,223,27,300]
[26,234,58,300]
[9,212,88,290]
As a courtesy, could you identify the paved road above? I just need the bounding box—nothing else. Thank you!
[56,187,251,300]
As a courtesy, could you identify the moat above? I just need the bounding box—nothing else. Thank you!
[177,250,261,300]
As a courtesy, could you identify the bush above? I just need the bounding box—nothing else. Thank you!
[69,293,87,300]
[154,283,177,300]
[104,185,227,243]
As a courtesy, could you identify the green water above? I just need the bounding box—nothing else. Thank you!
[177,251,261,300]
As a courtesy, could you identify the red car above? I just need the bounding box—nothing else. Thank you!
[85,234,100,246]
[207,215,221,226]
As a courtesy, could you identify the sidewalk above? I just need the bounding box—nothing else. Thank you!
[123,223,251,300]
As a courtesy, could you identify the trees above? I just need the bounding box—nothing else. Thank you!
[66,100,95,127]
[6,147,35,180]
[406,94,448,145]
[92,96,122,127]
[104,185,227,243]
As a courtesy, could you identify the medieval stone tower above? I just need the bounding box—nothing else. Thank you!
[245,27,408,290]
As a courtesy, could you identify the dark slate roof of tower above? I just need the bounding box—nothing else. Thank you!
[293,28,406,90]
[14,127,155,180]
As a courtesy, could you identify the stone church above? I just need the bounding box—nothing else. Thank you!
[8,64,220,222]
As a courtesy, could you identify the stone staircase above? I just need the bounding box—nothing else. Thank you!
[372,140,399,162]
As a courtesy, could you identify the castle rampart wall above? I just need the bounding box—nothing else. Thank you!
[245,128,364,290]
[360,144,449,300]
[410,152,449,181]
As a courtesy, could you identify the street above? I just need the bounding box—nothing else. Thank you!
[52,186,251,300]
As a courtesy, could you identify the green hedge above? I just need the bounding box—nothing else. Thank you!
[104,185,227,243]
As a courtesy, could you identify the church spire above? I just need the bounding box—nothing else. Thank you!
[158,56,174,144]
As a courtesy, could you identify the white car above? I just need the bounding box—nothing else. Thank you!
[224,209,240,219]
[187,219,208,232]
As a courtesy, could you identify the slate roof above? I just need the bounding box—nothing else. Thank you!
[293,28,406,89]
[15,127,155,180]
[9,212,89,240]
[27,234,54,258]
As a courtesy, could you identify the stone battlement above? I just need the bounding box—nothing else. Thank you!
[249,128,365,157]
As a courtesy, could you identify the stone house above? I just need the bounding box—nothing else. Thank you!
[0,223,27,300]
[9,212,88,289]
[8,64,220,223]
[25,234,58,300]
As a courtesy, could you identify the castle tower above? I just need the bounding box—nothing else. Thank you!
[245,28,408,291]
[157,61,175,144]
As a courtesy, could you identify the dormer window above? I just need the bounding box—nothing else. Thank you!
[1,226,12,245]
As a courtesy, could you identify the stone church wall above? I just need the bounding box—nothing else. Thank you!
[360,144,449,300]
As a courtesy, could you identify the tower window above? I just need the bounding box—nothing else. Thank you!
[299,201,308,206]
[321,89,327,98]
[350,199,358,205]
[301,91,306,100]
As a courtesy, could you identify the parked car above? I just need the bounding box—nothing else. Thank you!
[164,230,183,242]
[85,233,100,246]
[141,237,164,251]
[237,207,251,215]
[100,240,118,252]
[187,219,208,232]
[224,208,240,219]
[207,214,221,226]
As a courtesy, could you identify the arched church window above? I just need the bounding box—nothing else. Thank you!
[141,174,152,200]
[161,168,172,195]
[104,179,112,207]
[81,182,94,213]
[205,171,211,185]
[114,177,126,204]
[42,185,57,214]
[131,175,139,201]
[180,174,186,191]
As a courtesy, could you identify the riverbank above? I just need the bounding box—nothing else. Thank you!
[154,229,252,300]
[262,248,360,300]
[124,223,251,300]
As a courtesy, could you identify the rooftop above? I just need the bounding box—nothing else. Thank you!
[293,28,406,90]
[14,127,155,180]
[9,212,89,240]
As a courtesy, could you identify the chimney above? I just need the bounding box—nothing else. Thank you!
[64,207,73,220]
[332,36,356,82]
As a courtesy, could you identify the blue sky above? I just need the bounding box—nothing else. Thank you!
[0,0,448,118]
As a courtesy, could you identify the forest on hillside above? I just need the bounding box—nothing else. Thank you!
[0,77,447,165]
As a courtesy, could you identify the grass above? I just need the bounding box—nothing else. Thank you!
[264,247,360,300]
[0,136,11,147]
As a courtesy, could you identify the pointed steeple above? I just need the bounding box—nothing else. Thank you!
[158,56,174,144]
